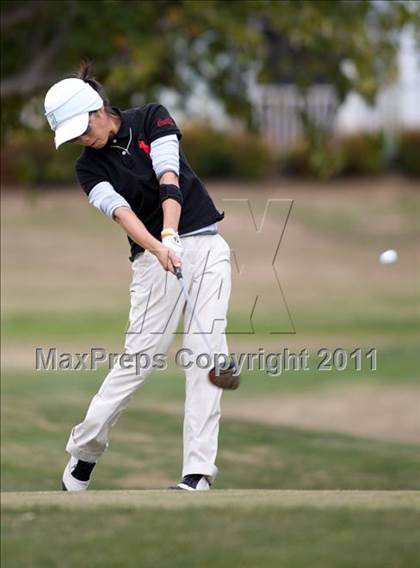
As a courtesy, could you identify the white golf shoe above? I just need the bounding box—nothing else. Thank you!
[169,474,211,491]
[62,456,96,491]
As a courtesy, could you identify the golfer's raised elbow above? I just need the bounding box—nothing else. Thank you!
[112,206,133,224]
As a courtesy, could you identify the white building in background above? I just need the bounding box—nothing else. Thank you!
[336,29,420,135]
[250,28,420,148]
[250,83,338,147]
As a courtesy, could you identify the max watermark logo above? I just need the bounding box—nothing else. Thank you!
[125,198,295,338]
[221,198,295,334]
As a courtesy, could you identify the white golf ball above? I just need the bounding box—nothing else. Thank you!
[379,249,398,264]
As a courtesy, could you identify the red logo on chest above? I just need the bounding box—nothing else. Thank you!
[138,140,150,156]
[157,117,175,127]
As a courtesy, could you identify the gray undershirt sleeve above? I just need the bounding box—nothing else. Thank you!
[88,181,131,218]
[150,134,180,180]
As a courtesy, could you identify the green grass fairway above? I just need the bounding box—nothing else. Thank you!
[2,491,420,568]
[2,184,419,567]
[3,381,420,492]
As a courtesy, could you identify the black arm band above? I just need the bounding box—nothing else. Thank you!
[159,184,183,206]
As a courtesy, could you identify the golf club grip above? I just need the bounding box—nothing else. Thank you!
[174,267,183,280]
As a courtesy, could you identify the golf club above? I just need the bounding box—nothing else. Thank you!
[174,266,240,390]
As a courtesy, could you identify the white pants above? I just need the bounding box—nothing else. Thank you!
[66,234,232,483]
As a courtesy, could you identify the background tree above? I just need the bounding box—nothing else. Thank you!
[2,0,418,131]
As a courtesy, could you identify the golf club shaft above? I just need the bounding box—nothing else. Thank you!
[175,267,213,354]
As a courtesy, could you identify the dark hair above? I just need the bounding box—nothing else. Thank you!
[75,59,116,116]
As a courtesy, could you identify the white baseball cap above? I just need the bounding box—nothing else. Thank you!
[44,78,103,149]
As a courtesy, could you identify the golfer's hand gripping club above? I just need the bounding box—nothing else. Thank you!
[161,229,183,274]
[175,267,240,390]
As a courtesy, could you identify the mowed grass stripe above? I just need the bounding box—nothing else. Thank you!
[4,506,420,568]
[3,490,420,511]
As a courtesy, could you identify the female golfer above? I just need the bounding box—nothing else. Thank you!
[44,62,235,491]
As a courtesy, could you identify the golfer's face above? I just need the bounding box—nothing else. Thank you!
[71,108,109,149]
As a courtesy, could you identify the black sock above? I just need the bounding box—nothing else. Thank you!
[72,460,96,482]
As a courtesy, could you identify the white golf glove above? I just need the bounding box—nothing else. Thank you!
[161,229,184,258]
